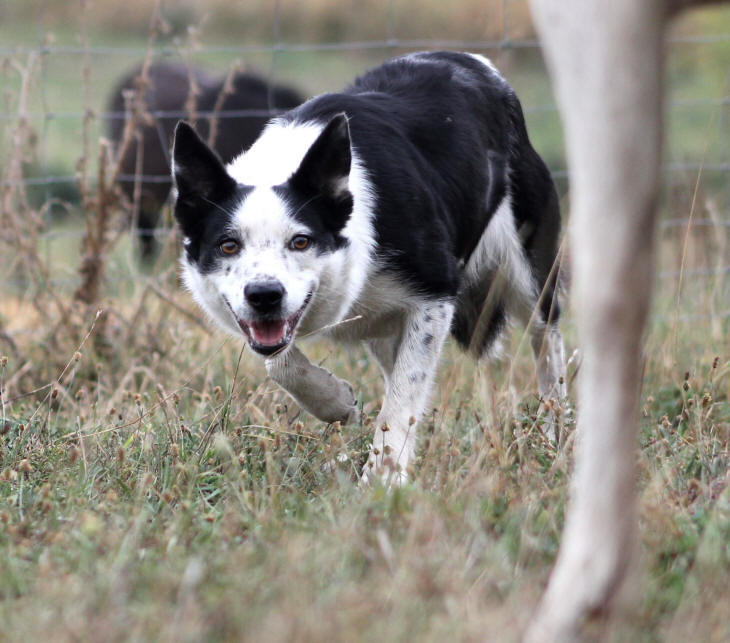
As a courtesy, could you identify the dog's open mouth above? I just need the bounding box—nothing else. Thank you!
[233,293,312,356]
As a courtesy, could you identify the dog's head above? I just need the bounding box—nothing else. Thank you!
[171,115,354,356]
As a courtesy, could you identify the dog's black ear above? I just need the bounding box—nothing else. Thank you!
[172,121,236,205]
[289,114,353,226]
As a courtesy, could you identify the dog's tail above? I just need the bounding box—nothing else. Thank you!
[450,269,510,360]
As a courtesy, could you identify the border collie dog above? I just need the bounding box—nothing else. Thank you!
[172,51,567,484]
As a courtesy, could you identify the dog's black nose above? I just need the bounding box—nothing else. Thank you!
[244,281,285,312]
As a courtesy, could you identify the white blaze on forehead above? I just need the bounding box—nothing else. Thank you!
[232,186,301,241]
[227,120,325,187]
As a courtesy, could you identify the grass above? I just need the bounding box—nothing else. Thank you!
[0,300,727,640]
[1,1,729,641]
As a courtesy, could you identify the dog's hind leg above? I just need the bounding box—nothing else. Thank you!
[530,323,567,402]
[265,345,360,425]
[528,322,569,443]
[361,300,455,486]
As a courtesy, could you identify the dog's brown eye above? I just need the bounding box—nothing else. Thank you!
[220,239,240,255]
[289,235,310,251]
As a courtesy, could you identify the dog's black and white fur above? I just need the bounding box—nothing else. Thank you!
[172,51,566,484]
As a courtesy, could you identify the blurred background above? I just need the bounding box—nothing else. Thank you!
[1,1,728,332]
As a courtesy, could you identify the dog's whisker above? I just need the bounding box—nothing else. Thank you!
[291,194,322,219]
[199,195,238,219]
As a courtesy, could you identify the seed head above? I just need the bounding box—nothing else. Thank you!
[712,356,719,370]
[0,356,8,367]
[3,468,18,481]
[18,459,32,473]
[380,423,390,432]
[73,351,82,363]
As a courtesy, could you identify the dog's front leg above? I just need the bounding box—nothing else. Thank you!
[362,300,455,486]
[265,345,360,425]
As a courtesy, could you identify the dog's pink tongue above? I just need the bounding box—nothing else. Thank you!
[250,320,286,346]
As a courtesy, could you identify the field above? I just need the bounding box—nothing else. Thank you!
[1,2,729,641]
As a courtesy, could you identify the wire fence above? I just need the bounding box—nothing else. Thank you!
[1,0,729,325]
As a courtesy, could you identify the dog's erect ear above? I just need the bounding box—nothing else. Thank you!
[289,113,352,205]
[172,121,236,204]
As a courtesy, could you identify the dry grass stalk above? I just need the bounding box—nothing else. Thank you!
[208,59,245,149]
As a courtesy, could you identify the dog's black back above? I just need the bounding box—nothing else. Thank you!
[282,52,561,354]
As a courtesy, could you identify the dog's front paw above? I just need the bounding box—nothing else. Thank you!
[266,347,360,425]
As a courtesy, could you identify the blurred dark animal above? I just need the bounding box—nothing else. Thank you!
[525,0,728,640]
[106,62,304,260]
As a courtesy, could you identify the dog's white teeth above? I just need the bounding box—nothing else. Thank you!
[250,319,286,346]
